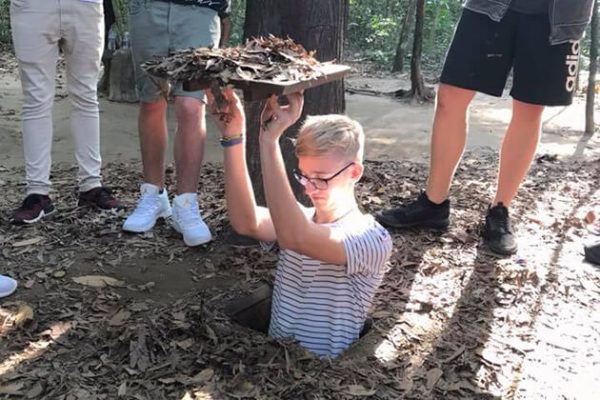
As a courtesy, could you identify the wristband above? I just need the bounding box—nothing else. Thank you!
[220,135,244,148]
[220,133,243,142]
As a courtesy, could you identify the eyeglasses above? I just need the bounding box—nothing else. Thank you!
[293,162,355,190]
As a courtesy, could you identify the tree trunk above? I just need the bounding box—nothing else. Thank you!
[410,0,426,99]
[392,0,416,73]
[108,48,139,103]
[586,0,599,134]
[243,0,347,205]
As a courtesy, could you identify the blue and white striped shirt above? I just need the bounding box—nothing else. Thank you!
[268,210,393,358]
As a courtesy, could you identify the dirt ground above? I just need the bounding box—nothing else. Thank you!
[1,52,600,400]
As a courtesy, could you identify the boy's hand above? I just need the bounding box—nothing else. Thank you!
[206,87,245,139]
[260,92,304,141]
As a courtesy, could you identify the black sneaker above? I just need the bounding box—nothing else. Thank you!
[482,203,517,255]
[584,241,600,266]
[376,192,450,229]
[11,194,56,225]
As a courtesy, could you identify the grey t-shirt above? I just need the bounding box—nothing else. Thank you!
[510,0,550,14]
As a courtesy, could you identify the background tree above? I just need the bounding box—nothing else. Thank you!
[243,0,347,204]
[395,0,433,101]
[392,0,416,73]
[586,0,599,134]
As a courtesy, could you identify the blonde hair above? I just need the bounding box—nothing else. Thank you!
[295,114,365,161]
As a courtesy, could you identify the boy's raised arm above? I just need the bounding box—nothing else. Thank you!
[206,89,276,242]
[258,95,347,265]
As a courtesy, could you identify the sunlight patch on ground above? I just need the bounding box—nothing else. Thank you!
[181,389,214,400]
[0,321,72,375]
[375,249,475,366]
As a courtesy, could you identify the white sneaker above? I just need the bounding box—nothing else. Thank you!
[171,193,212,247]
[123,183,172,233]
[0,275,17,298]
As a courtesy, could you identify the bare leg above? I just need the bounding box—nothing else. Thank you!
[426,84,476,203]
[139,99,168,188]
[493,99,544,207]
[173,96,206,194]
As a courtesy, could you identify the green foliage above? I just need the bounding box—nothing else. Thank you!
[0,0,10,46]
[229,0,246,44]
[346,0,463,71]
[111,0,129,38]
[347,0,405,64]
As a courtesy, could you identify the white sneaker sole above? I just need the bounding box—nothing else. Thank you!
[122,209,172,233]
[13,208,57,225]
[171,220,212,247]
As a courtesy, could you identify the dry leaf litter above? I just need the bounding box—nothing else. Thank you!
[1,151,599,399]
[142,36,322,85]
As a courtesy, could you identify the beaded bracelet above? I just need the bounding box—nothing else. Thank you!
[220,134,244,148]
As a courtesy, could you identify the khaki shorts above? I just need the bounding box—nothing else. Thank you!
[129,0,220,103]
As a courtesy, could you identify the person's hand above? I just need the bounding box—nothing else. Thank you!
[259,92,304,141]
[206,87,245,139]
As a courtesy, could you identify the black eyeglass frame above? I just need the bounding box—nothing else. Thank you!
[293,162,356,190]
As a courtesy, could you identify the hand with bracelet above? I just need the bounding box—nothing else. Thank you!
[259,92,304,143]
[206,88,245,148]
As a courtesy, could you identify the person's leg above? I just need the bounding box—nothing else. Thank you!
[376,9,515,230]
[493,100,544,207]
[123,0,173,233]
[482,12,582,255]
[9,1,60,224]
[130,0,170,188]
[62,0,104,193]
[61,0,122,210]
[426,84,476,204]
[139,99,169,188]
[10,1,60,197]
[169,96,212,246]
[166,4,220,245]
[173,97,206,194]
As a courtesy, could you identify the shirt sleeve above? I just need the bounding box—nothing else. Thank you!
[341,219,393,276]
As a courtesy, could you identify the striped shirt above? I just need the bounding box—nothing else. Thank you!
[267,209,393,358]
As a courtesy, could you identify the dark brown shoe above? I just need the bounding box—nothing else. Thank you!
[11,194,56,225]
[78,187,124,210]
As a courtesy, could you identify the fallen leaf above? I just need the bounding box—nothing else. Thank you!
[53,270,66,278]
[117,381,127,397]
[477,347,503,365]
[72,275,125,288]
[109,309,131,326]
[12,237,43,247]
[584,210,596,224]
[42,321,73,339]
[189,368,214,384]
[371,310,394,319]
[345,384,377,397]
[26,383,43,399]
[176,338,194,350]
[231,381,256,397]
[426,368,443,390]
[0,382,24,395]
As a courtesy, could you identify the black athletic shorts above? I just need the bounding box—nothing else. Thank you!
[440,9,580,106]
